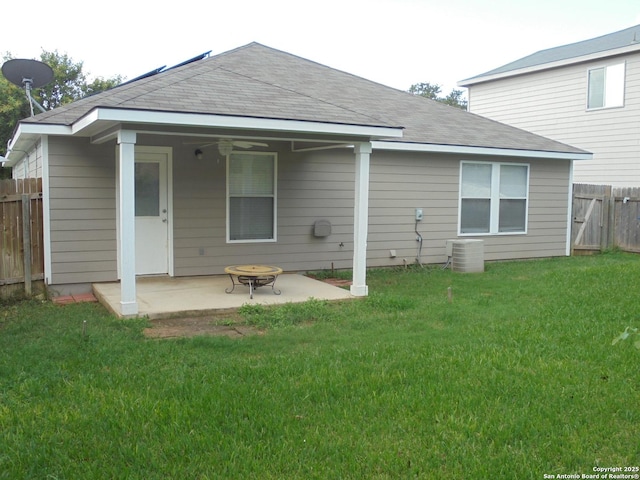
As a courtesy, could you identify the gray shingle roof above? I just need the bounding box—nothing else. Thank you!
[461,24,640,83]
[23,42,585,155]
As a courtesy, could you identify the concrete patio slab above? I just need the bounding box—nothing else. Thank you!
[93,273,353,319]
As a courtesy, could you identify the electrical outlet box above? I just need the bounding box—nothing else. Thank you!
[415,208,423,221]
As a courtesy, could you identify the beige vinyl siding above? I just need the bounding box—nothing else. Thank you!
[369,152,458,265]
[173,145,355,274]
[47,137,117,285]
[467,51,640,186]
[45,135,571,288]
[173,147,569,275]
[12,140,43,180]
[367,152,570,264]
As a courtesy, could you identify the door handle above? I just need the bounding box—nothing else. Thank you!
[162,218,167,223]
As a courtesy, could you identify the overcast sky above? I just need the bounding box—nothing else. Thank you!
[2,0,640,94]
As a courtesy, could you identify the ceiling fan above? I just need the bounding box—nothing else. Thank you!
[185,138,268,156]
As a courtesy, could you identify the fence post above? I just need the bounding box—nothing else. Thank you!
[22,194,32,296]
[607,187,615,250]
[601,185,612,251]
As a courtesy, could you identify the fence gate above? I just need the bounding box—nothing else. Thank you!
[0,178,44,297]
[572,184,610,254]
[572,184,640,254]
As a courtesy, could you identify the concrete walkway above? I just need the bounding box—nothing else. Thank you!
[93,273,353,319]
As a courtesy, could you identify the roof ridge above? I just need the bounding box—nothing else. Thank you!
[248,42,411,94]
[212,57,397,126]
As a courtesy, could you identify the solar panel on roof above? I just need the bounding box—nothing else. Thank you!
[115,50,212,88]
[165,51,211,71]
[117,66,167,87]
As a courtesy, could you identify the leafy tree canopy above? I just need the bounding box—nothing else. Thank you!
[409,81,468,110]
[1,50,122,177]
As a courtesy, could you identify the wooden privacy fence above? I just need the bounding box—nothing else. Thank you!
[0,178,44,297]
[572,183,640,254]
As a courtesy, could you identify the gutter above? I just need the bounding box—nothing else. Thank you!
[372,141,593,161]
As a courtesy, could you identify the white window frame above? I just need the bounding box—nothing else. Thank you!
[458,161,529,236]
[587,62,625,110]
[226,151,277,243]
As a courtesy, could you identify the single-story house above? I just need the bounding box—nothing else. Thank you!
[4,43,591,316]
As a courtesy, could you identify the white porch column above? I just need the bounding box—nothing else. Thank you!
[351,142,372,296]
[117,130,138,315]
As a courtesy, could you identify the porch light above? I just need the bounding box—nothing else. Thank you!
[194,149,203,160]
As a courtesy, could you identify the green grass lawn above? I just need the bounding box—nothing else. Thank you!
[1,253,639,479]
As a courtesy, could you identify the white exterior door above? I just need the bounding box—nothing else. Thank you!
[135,150,170,275]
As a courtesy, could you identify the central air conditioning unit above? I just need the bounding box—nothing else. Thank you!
[446,239,484,273]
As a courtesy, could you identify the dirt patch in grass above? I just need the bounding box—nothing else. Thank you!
[144,315,263,339]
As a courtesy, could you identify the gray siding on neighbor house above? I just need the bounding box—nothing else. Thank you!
[47,137,117,286]
[43,136,571,289]
[467,51,640,186]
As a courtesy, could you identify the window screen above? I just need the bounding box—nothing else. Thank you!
[228,153,276,241]
[460,162,528,235]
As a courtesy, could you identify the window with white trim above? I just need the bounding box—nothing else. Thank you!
[227,152,277,242]
[587,62,625,109]
[459,161,529,235]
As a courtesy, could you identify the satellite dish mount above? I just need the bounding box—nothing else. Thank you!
[1,59,54,117]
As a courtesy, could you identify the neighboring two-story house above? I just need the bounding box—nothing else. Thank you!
[459,24,640,187]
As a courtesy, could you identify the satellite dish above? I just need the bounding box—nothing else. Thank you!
[1,59,54,116]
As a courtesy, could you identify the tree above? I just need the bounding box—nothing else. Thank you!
[440,88,468,109]
[409,81,468,110]
[1,50,122,178]
[408,82,443,100]
[83,76,123,97]
[37,50,87,110]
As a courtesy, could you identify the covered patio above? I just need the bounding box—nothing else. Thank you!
[93,273,354,319]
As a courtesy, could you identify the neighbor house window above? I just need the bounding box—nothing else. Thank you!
[587,62,625,109]
[459,161,529,235]
[227,152,277,242]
